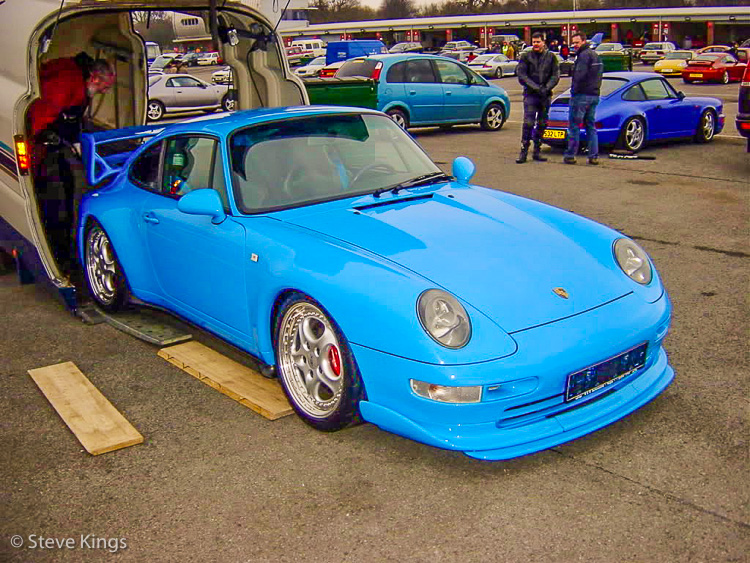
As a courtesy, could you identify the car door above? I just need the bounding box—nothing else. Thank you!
[725,54,746,80]
[139,135,250,335]
[398,58,444,124]
[170,76,212,108]
[434,59,484,121]
[639,78,694,138]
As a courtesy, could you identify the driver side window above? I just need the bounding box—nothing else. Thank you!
[435,60,469,85]
[640,79,671,101]
[161,136,223,201]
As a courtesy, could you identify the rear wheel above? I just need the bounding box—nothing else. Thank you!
[694,109,716,143]
[146,100,165,121]
[386,108,409,129]
[481,102,505,131]
[83,221,130,312]
[617,117,646,152]
[721,71,729,84]
[274,293,365,431]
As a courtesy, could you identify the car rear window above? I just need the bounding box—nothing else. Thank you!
[337,59,379,79]
[643,43,667,50]
[471,55,493,63]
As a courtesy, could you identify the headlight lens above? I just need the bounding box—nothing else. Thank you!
[614,238,652,285]
[417,289,472,348]
[410,380,482,403]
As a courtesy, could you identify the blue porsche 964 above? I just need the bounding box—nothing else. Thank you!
[78,106,674,460]
[543,72,724,152]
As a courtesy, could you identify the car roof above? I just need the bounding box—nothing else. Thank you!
[150,106,385,138]
[604,72,667,81]
[345,53,473,65]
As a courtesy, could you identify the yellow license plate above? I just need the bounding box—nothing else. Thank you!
[543,129,566,139]
[689,73,702,78]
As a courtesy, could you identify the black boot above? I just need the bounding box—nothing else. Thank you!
[516,143,529,164]
[532,142,547,162]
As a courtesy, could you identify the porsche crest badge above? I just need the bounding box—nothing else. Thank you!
[553,287,569,299]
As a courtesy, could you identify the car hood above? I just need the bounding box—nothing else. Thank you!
[281,187,631,333]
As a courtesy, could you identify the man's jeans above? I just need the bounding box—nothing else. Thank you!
[565,94,599,158]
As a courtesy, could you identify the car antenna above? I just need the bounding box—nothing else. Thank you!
[271,0,293,39]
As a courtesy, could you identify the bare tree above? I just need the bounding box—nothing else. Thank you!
[379,0,417,19]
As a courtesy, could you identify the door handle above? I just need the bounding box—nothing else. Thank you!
[409,89,416,95]
[445,91,452,96]
[143,213,159,224]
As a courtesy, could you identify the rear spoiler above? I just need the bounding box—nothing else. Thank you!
[81,124,165,186]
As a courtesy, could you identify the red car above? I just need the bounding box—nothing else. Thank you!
[682,53,747,84]
[736,63,750,152]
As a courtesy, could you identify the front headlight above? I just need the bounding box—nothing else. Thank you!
[614,238,652,285]
[417,289,472,348]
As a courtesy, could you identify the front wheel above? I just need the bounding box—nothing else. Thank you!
[221,93,236,112]
[386,108,409,129]
[494,67,503,78]
[83,221,130,312]
[694,109,716,143]
[480,103,505,131]
[617,117,646,152]
[274,293,365,431]
[146,100,165,121]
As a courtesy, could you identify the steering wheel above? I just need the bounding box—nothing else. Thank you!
[350,162,398,186]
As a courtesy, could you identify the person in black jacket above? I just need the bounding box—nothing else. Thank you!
[564,32,603,165]
[515,32,560,163]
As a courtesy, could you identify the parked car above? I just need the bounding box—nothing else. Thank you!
[197,52,220,66]
[653,50,696,76]
[146,73,235,120]
[211,66,232,84]
[285,46,304,66]
[180,52,202,67]
[467,53,518,78]
[556,53,575,77]
[389,42,423,54]
[638,42,676,64]
[294,55,327,78]
[317,60,346,78]
[682,53,747,84]
[149,54,179,72]
[595,43,634,72]
[595,42,628,54]
[78,106,674,461]
[543,72,723,152]
[696,45,731,54]
[334,54,510,130]
[443,40,477,52]
[736,62,750,151]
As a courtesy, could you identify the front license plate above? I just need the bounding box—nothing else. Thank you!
[565,343,648,402]
[543,129,566,140]
[690,73,703,78]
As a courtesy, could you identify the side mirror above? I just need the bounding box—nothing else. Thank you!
[178,189,226,224]
[452,156,475,185]
[677,91,685,100]
[199,83,208,88]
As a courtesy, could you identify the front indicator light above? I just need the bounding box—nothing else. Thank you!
[410,380,482,403]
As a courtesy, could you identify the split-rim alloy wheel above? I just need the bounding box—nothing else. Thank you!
[84,223,128,311]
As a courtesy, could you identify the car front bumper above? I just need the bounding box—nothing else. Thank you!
[355,291,673,461]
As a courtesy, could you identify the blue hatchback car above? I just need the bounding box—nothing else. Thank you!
[335,54,510,131]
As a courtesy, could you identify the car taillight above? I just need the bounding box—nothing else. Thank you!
[740,122,750,130]
[484,64,491,68]
[370,61,383,81]
[14,135,29,175]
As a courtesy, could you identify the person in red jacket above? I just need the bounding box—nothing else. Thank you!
[28,52,114,273]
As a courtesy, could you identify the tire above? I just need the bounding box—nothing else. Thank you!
[616,117,646,152]
[274,293,365,431]
[694,109,716,143]
[221,93,236,112]
[494,67,503,78]
[480,102,505,131]
[386,108,409,129]
[721,71,729,85]
[83,221,130,312]
[146,100,165,121]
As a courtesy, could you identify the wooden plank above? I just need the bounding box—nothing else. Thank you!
[28,362,144,455]
[157,341,293,421]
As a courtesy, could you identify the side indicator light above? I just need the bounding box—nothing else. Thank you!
[14,135,30,175]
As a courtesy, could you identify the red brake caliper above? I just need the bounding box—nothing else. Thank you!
[328,345,341,376]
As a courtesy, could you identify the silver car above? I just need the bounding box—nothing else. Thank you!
[468,54,519,78]
[147,74,235,121]
[294,56,327,78]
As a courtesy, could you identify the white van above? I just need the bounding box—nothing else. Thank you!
[0,0,307,309]
[291,39,326,58]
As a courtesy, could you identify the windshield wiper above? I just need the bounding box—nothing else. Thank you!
[372,172,453,198]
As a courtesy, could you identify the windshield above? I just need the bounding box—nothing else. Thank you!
[643,43,668,50]
[230,114,441,213]
[665,52,692,60]
[336,58,379,78]
[311,56,326,65]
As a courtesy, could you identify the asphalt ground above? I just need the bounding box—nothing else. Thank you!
[1,70,748,562]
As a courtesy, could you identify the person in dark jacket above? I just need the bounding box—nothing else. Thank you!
[515,32,560,163]
[28,52,115,272]
[564,32,603,165]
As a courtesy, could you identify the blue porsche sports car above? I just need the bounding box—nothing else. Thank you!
[78,106,674,460]
[543,72,724,152]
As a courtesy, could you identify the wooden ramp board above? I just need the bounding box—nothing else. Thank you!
[158,341,293,421]
[28,362,144,455]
